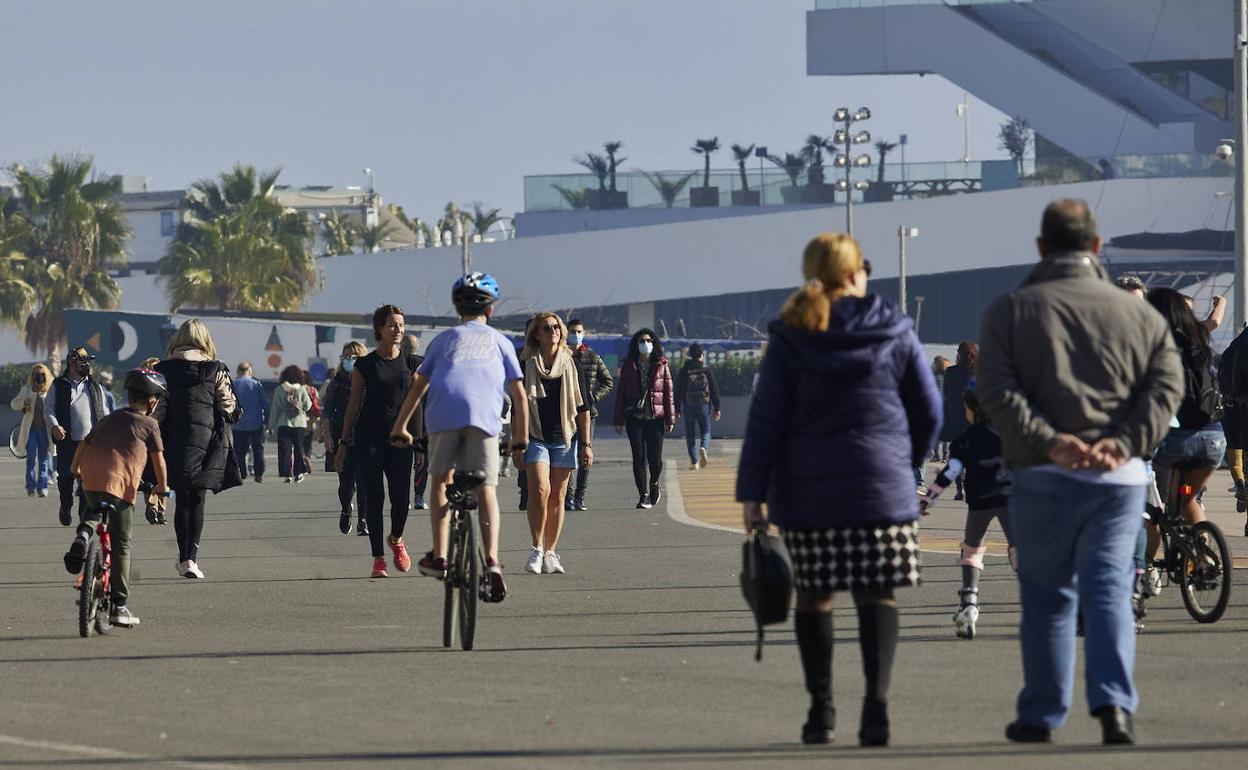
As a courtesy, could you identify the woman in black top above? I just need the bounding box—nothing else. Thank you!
[938,341,977,499]
[335,305,422,578]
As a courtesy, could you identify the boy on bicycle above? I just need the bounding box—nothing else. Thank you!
[388,273,529,601]
[63,369,169,628]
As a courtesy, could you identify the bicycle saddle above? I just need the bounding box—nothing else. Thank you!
[452,469,489,489]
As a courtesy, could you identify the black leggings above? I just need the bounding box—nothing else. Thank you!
[277,427,307,477]
[625,415,665,494]
[174,487,208,562]
[338,445,366,515]
[357,442,414,558]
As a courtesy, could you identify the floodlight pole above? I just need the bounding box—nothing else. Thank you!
[1235,0,1248,330]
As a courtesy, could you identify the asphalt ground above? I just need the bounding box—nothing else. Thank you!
[1,438,1246,769]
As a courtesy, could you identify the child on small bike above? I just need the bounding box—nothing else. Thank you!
[920,386,1015,639]
[62,369,169,628]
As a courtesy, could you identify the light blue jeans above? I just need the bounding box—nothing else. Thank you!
[1010,469,1145,728]
[683,404,711,464]
[25,427,51,493]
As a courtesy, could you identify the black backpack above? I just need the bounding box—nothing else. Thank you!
[740,527,793,661]
[686,368,712,405]
[1179,345,1224,428]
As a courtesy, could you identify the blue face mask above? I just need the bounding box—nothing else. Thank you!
[569,332,584,348]
[638,342,654,357]
[341,358,356,374]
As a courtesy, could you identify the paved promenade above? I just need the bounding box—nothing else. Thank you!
[1,440,1246,768]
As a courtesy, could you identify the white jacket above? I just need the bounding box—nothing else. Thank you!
[8,385,56,456]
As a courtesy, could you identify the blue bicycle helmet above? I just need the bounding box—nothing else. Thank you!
[452,272,500,312]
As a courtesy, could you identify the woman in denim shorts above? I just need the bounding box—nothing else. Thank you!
[519,312,593,576]
[1145,288,1226,570]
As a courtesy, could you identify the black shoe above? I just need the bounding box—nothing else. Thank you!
[1238,492,1247,514]
[1093,706,1134,745]
[858,699,889,747]
[338,511,352,535]
[63,536,87,574]
[1005,720,1052,743]
[637,494,652,510]
[356,518,369,536]
[649,485,662,507]
[574,496,588,512]
[254,475,263,483]
[58,504,72,526]
[801,704,835,745]
[564,496,574,511]
[518,494,528,511]
[953,491,965,501]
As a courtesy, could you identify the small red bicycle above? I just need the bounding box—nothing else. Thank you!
[76,499,117,638]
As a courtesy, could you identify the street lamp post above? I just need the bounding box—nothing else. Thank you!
[898,226,919,315]
[455,217,470,275]
[833,107,873,237]
[1234,0,1248,329]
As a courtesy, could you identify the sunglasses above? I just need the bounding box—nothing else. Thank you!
[863,259,873,277]
[539,324,561,333]
[341,355,358,363]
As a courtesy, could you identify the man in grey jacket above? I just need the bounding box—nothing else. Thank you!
[978,199,1182,746]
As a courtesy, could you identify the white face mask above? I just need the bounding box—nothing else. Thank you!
[569,332,584,347]
[638,341,654,357]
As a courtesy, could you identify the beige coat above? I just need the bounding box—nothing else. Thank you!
[8,385,56,456]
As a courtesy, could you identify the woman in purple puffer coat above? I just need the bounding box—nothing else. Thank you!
[737,232,941,748]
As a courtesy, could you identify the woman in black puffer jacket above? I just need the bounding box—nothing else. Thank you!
[155,319,242,579]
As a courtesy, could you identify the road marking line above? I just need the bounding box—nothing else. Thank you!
[663,460,739,534]
[0,733,245,769]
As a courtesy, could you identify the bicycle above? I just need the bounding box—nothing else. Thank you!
[442,469,490,650]
[1150,465,1233,623]
[9,425,25,459]
[76,499,117,638]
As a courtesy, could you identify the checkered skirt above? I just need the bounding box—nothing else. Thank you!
[782,522,922,593]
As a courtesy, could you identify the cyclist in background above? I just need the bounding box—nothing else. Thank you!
[389,273,528,602]
[62,369,169,628]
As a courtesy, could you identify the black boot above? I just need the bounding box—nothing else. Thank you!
[953,475,965,501]
[356,517,369,537]
[1093,706,1134,745]
[1236,480,1247,513]
[795,612,835,744]
[855,602,898,747]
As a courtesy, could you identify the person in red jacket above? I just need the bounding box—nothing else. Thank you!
[613,328,676,509]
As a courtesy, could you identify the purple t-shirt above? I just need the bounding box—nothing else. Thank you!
[418,320,523,436]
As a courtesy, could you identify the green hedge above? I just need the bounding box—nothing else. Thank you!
[709,357,760,397]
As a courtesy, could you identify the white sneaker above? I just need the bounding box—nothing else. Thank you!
[524,547,544,574]
[1143,566,1162,597]
[689,463,699,471]
[182,560,204,579]
[698,447,709,469]
[110,606,141,627]
[953,604,979,639]
[542,551,565,575]
[294,473,306,483]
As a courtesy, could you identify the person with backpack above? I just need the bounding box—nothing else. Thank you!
[270,365,312,483]
[1143,287,1226,573]
[674,343,721,471]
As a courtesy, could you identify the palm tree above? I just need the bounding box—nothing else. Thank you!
[642,171,696,208]
[385,203,431,248]
[731,143,755,191]
[573,153,610,192]
[358,221,400,252]
[322,209,356,256]
[3,155,128,355]
[692,137,721,188]
[603,141,626,192]
[163,164,315,312]
[469,202,505,240]
[803,135,833,184]
[435,201,473,245]
[874,139,899,183]
[553,185,590,210]
[767,152,807,187]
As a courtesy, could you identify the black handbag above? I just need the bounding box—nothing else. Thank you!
[740,526,794,661]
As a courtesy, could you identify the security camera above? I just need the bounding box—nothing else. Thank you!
[1216,142,1234,161]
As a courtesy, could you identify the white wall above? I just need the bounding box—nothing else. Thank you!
[124,210,176,264]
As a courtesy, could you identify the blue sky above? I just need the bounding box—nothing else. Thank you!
[2,0,1007,222]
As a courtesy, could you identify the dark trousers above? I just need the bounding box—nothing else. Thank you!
[357,442,414,558]
[54,439,83,514]
[625,415,665,494]
[277,427,307,478]
[413,454,428,499]
[233,428,266,480]
[567,425,594,500]
[174,487,208,563]
[337,445,366,515]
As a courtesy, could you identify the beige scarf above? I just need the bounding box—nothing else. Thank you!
[524,347,582,448]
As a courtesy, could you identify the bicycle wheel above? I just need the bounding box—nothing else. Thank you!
[458,512,481,651]
[1179,521,1232,623]
[442,515,463,648]
[78,539,102,638]
[9,426,25,459]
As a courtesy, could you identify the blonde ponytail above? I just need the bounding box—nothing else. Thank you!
[779,233,865,332]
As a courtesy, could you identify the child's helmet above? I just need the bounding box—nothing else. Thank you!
[452,273,500,312]
[124,368,167,398]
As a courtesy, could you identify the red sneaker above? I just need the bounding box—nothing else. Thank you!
[371,557,389,578]
[417,552,448,579]
[389,536,412,572]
